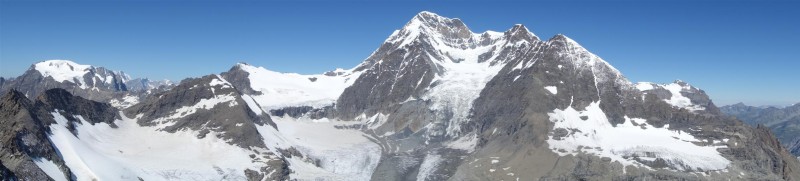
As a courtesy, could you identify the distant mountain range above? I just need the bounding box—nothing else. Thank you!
[0,60,174,109]
[721,103,800,158]
[1,11,798,180]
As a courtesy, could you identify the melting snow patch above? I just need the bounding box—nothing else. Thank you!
[546,102,729,171]
[544,86,558,95]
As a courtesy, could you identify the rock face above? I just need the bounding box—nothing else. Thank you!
[123,74,288,180]
[789,138,800,158]
[0,88,123,181]
[721,103,800,157]
[124,74,274,149]
[0,83,287,180]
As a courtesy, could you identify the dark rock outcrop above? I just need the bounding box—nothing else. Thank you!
[124,74,274,149]
[0,88,119,180]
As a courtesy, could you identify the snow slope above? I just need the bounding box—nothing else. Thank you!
[34,60,93,88]
[546,101,730,171]
[238,64,362,109]
[33,158,68,181]
[46,111,267,180]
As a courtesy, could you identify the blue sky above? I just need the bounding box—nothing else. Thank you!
[1,1,798,106]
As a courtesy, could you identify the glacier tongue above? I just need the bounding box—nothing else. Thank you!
[256,115,381,181]
[423,59,504,138]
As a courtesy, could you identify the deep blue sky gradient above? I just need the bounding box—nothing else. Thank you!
[1,1,798,106]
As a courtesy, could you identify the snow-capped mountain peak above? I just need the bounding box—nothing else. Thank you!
[32,60,131,90]
[635,81,712,112]
[33,60,94,86]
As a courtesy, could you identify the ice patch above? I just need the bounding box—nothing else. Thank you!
[546,102,730,171]
[544,86,558,94]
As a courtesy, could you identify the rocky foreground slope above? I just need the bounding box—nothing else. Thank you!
[1,11,799,180]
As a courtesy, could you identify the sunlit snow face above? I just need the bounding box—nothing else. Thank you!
[547,101,730,172]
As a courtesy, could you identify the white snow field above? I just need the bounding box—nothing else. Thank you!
[237,64,362,109]
[34,60,130,89]
[33,158,68,181]
[34,60,94,88]
[47,111,267,180]
[546,101,730,172]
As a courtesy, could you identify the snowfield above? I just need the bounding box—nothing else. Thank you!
[33,158,67,181]
[238,64,362,109]
[34,60,94,89]
[47,111,266,180]
[33,60,129,89]
[546,101,730,171]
